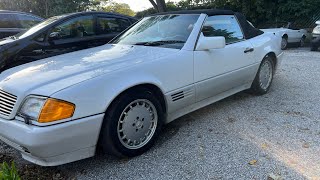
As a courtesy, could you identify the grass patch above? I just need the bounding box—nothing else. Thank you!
[0,161,20,180]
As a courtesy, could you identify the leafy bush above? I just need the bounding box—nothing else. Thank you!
[0,162,20,180]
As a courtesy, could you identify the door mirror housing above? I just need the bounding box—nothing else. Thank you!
[196,34,226,51]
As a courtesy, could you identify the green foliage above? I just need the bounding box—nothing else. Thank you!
[140,0,320,28]
[102,2,135,16]
[0,162,20,180]
[0,0,110,18]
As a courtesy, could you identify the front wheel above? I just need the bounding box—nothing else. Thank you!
[99,88,164,157]
[250,57,274,95]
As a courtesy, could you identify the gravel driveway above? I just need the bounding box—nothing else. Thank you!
[1,48,320,180]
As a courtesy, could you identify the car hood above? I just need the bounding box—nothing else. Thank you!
[0,44,179,97]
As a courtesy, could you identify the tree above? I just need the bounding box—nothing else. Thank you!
[149,0,167,12]
[0,0,109,18]
[102,2,135,16]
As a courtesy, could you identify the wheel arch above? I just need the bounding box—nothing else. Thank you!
[264,52,277,71]
[105,83,168,115]
[282,34,288,39]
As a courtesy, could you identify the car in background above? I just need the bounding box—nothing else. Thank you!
[0,10,43,39]
[312,21,320,38]
[0,11,137,71]
[0,9,283,166]
[311,21,320,51]
[262,22,307,50]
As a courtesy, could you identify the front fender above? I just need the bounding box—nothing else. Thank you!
[51,71,165,120]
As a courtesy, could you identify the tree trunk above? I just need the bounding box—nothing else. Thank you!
[149,0,167,12]
[45,0,49,17]
[149,0,158,10]
[156,0,166,12]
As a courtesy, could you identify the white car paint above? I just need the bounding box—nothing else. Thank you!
[0,13,283,166]
[312,21,320,38]
[262,27,307,43]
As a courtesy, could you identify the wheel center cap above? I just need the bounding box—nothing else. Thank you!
[136,120,143,128]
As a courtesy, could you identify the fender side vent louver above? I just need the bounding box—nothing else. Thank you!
[171,91,184,102]
[171,89,193,102]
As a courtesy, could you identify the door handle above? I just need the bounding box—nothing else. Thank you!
[244,48,254,53]
[32,49,45,54]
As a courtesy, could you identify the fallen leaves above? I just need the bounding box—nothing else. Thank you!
[227,117,236,123]
[249,159,258,166]
[267,173,283,180]
[261,143,269,149]
[302,142,310,148]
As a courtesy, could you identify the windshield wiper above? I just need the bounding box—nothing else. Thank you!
[134,40,185,46]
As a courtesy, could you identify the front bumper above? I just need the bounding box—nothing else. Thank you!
[0,114,104,166]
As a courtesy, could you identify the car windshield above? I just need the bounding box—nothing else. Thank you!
[112,14,200,49]
[14,15,64,39]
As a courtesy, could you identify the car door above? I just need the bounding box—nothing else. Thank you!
[45,15,97,57]
[286,23,301,42]
[93,16,132,46]
[13,32,50,66]
[194,15,256,102]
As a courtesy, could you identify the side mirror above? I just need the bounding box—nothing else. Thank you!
[196,34,226,51]
[48,32,61,41]
[316,21,320,25]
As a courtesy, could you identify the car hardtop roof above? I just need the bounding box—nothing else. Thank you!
[0,10,43,19]
[61,11,137,20]
[149,9,264,40]
[150,9,234,16]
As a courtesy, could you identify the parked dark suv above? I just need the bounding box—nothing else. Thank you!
[0,10,43,39]
[0,11,137,71]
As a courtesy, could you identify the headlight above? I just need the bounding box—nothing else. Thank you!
[19,97,46,120]
[19,96,75,123]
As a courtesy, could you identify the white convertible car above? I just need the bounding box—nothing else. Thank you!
[262,22,307,50]
[0,10,283,166]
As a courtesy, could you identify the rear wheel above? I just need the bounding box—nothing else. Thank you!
[300,36,306,47]
[99,88,164,157]
[281,37,288,50]
[250,56,274,95]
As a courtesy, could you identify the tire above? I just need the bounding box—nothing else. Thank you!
[250,56,274,95]
[300,36,306,47]
[281,37,288,50]
[99,87,164,157]
[311,46,317,51]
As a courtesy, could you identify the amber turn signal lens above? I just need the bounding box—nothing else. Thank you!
[38,98,75,123]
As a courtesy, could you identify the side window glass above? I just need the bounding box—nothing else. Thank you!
[49,15,95,40]
[17,14,42,28]
[35,33,46,42]
[202,15,244,44]
[97,17,131,35]
[0,14,17,28]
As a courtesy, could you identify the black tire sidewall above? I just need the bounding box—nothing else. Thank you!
[100,88,164,157]
[300,37,305,47]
